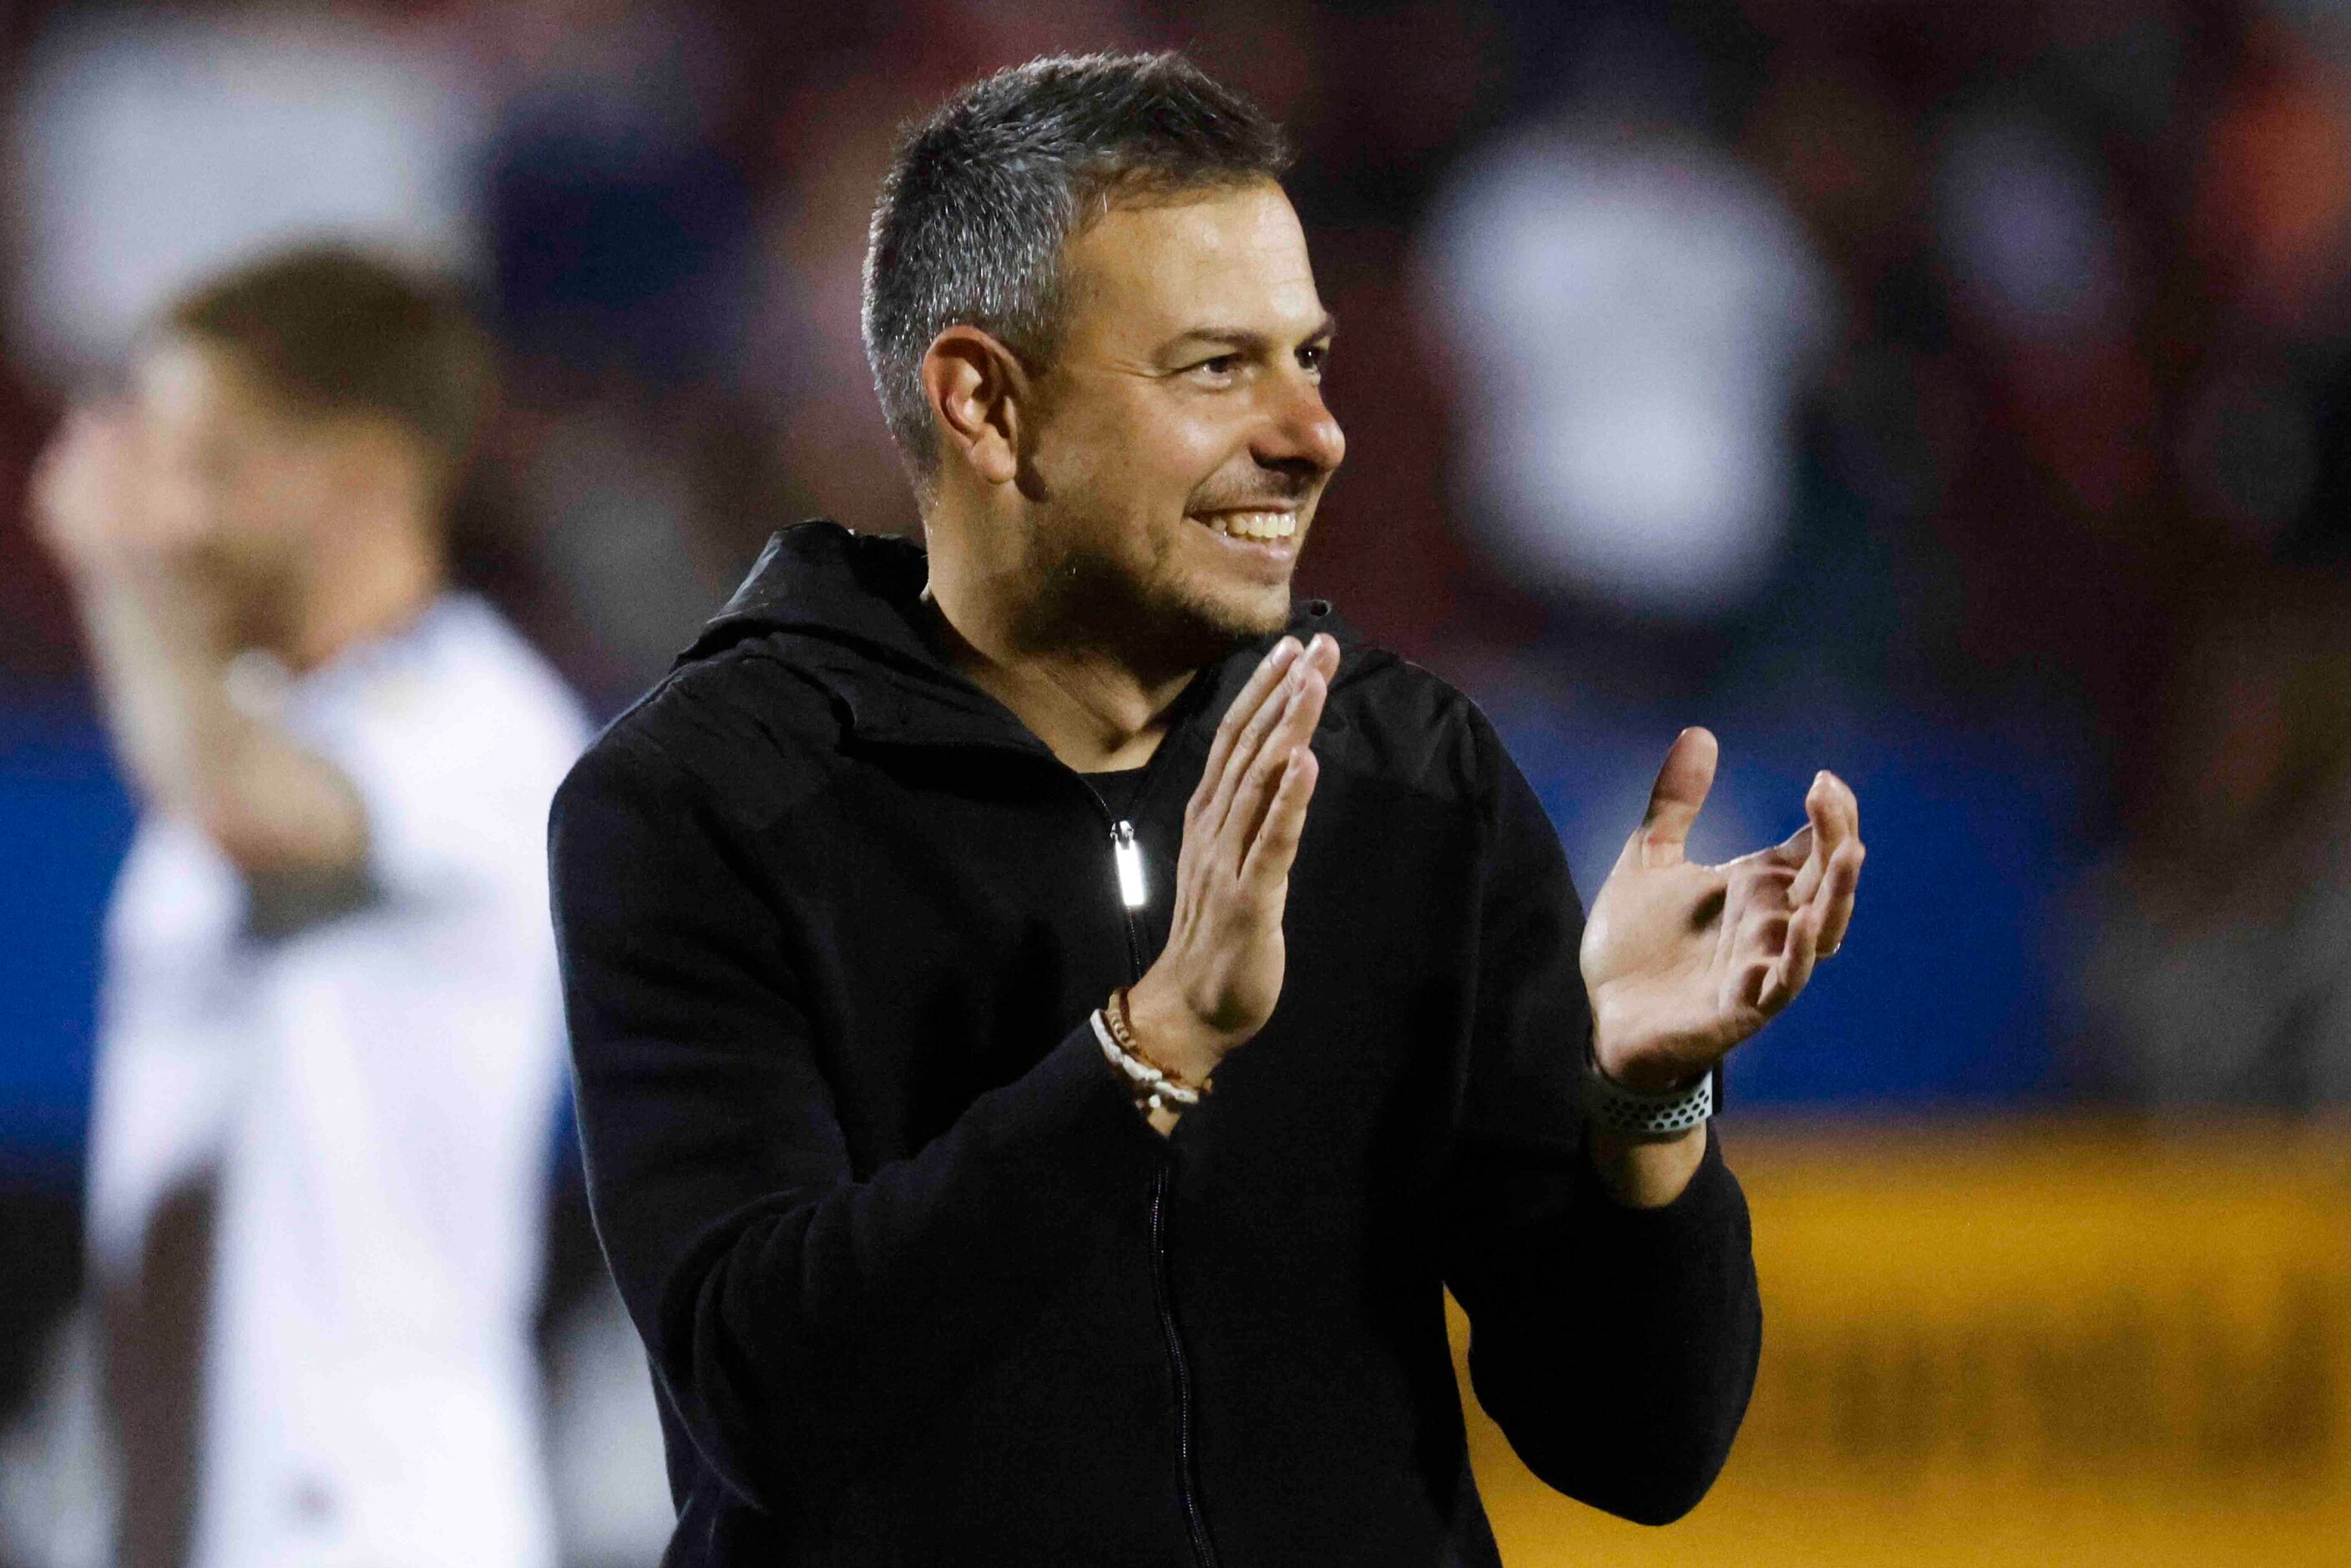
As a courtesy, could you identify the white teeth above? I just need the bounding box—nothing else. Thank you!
[1205,509,1297,542]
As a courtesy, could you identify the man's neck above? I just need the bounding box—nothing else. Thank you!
[922,592,1196,773]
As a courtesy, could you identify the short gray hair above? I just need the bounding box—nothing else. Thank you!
[861,52,1291,476]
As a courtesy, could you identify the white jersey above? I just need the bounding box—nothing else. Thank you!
[84,594,589,1568]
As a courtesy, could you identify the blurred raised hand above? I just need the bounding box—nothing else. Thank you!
[30,405,145,582]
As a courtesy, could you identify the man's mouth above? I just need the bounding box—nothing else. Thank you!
[1194,508,1298,543]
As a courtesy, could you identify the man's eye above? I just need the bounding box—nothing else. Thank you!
[1193,355,1240,377]
[1298,343,1328,375]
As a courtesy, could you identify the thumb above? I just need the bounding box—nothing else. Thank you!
[1628,727,1717,868]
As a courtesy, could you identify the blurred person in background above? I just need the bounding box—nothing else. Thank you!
[1418,17,1833,655]
[2,0,486,711]
[28,248,587,1568]
[550,52,1863,1565]
[2072,579,2351,1106]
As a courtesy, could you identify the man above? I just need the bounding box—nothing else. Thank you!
[551,53,1864,1566]
[33,248,587,1567]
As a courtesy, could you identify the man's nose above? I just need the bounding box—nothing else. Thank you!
[1255,376,1346,478]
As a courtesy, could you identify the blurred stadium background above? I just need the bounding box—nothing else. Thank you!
[2,0,2347,1563]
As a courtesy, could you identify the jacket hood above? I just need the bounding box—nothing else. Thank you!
[685,520,938,670]
[680,519,1372,751]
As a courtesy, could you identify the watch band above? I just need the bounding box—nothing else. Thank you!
[1583,1054,1716,1138]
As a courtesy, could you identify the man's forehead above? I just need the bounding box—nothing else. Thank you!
[1064,182,1324,343]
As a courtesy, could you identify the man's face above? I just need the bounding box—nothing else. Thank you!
[132,335,339,597]
[1017,178,1344,654]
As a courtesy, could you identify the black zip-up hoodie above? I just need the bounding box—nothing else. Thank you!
[549,521,1762,1567]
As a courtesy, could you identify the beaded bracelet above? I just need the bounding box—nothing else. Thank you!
[1091,987,1211,1114]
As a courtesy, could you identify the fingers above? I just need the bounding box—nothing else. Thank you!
[1758,841,1824,1010]
[1813,839,1864,959]
[1197,634,1337,843]
[1240,743,1319,893]
[32,408,99,513]
[30,407,136,567]
[1761,832,1864,1011]
[1816,769,1861,842]
[1223,652,1331,855]
[1785,772,1852,900]
[1194,636,1302,817]
[1763,822,1813,871]
[1760,885,1823,1013]
[1147,634,1340,1065]
[1630,727,1717,869]
[1795,770,1860,945]
[1203,663,1306,839]
[1727,770,1863,1014]
[1717,859,1787,1004]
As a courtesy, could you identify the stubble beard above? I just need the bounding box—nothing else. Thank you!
[1021,509,1292,678]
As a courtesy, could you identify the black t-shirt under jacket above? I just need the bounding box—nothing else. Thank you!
[549,521,1763,1566]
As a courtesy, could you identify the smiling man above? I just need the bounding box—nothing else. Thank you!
[550,53,1863,1567]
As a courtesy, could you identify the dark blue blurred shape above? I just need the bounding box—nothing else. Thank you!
[484,125,754,386]
[0,707,131,1181]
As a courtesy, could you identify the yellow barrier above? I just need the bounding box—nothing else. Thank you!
[1454,1120,2351,1567]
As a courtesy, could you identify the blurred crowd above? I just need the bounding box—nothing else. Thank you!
[5,0,2351,1560]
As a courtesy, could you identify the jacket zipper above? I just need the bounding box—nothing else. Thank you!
[1150,1162,1216,1568]
[1111,821,1149,978]
[1087,787,1219,1568]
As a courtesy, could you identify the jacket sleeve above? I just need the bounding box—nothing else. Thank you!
[1438,716,1762,1525]
[547,729,1167,1514]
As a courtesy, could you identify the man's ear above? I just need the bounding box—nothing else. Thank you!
[920,326,1029,488]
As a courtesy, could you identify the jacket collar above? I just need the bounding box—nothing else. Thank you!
[683,519,1364,754]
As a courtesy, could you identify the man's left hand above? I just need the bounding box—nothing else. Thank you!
[1580,727,1863,1093]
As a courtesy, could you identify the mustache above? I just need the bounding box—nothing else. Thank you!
[1188,473,1320,513]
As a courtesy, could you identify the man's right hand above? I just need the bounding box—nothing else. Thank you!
[1125,631,1340,1086]
[30,406,144,584]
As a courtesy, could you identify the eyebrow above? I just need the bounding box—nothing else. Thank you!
[1165,313,1339,356]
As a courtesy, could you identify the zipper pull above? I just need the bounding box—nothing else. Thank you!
[1111,820,1148,910]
